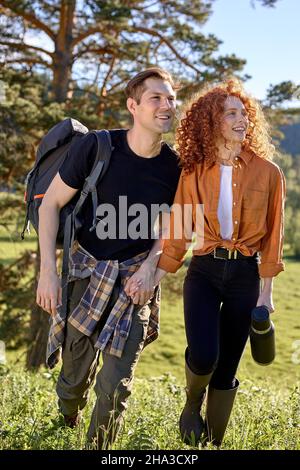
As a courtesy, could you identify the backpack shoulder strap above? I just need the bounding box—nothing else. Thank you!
[72,130,113,231]
[90,129,113,177]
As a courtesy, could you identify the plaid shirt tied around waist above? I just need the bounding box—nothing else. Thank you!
[46,244,160,369]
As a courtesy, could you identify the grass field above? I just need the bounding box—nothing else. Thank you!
[0,364,299,450]
[0,227,300,449]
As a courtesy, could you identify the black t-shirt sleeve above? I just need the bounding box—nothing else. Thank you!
[165,149,181,206]
[59,133,98,189]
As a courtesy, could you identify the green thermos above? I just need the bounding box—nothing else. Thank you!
[250,306,275,365]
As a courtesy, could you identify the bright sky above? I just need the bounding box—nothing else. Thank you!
[202,0,300,100]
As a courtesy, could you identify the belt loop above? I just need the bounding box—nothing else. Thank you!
[234,250,238,260]
[228,249,232,260]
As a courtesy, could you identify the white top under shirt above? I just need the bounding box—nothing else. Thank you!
[217,164,233,240]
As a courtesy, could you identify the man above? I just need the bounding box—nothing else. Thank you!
[36,67,180,449]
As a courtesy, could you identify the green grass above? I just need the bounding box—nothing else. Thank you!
[1,229,300,449]
[0,365,299,450]
[0,227,37,265]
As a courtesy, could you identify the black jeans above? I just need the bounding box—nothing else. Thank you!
[183,254,260,390]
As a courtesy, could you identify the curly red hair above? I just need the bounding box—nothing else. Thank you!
[176,78,274,173]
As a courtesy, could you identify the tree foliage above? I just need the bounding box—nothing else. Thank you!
[0,0,249,104]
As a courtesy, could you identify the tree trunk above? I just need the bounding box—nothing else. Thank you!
[26,244,50,370]
[52,55,73,103]
[52,0,76,103]
[26,1,77,365]
[25,304,50,370]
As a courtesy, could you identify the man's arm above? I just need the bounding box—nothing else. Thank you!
[36,173,78,315]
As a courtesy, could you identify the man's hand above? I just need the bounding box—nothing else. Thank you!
[36,269,62,315]
[124,263,156,305]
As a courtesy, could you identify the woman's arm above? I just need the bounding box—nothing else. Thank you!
[157,171,194,273]
[256,166,286,313]
[257,277,274,313]
[259,165,286,278]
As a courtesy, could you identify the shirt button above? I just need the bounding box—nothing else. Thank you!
[232,237,236,241]
[234,165,238,169]
[235,157,239,161]
[234,220,238,225]
[233,183,237,187]
[233,202,236,206]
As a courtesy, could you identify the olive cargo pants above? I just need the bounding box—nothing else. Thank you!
[56,276,151,448]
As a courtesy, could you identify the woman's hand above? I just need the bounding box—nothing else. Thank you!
[124,266,168,305]
[124,262,156,305]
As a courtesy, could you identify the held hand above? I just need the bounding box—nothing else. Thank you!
[124,263,156,305]
[36,270,62,316]
[256,290,275,313]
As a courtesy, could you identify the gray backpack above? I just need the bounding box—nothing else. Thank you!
[21,118,113,318]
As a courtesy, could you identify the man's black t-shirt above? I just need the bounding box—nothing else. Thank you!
[59,129,181,261]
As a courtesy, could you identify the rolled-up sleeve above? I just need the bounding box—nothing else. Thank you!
[157,171,194,273]
[259,165,286,278]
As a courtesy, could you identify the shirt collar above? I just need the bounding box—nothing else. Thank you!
[239,149,254,165]
[203,148,255,168]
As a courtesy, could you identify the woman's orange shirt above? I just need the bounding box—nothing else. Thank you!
[158,150,286,278]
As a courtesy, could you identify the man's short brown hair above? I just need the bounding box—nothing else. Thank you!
[125,67,180,104]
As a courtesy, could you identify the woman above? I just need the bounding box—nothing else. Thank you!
[154,79,286,447]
